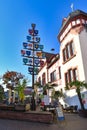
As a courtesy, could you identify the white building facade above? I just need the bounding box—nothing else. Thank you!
[37,10,87,109]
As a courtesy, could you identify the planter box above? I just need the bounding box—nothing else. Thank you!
[0,104,15,111]
[15,104,30,111]
[78,109,87,118]
[0,110,53,123]
[15,104,25,111]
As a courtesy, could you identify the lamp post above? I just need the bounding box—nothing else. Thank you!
[21,23,45,110]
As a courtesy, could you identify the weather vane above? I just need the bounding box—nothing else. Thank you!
[71,3,74,12]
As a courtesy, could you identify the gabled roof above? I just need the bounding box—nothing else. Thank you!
[47,54,60,68]
[43,52,56,61]
[38,52,59,72]
[58,10,87,36]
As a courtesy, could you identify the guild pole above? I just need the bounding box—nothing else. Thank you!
[21,23,45,110]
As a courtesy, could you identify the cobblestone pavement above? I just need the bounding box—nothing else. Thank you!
[0,119,58,130]
[0,113,87,130]
[62,113,87,130]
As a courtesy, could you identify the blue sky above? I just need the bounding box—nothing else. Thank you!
[0,0,87,85]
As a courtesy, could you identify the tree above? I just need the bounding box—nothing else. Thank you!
[43,84,48,95]
[51,89,63,99]
[34,82,52,95]
[43,83,53,95]
[34,82,43,89]
[0,85,4,101]
[2,71,24,103]
[34,81,42,94]
[15,79,27,103]
[2,71,24,89]
[66,80,87,110]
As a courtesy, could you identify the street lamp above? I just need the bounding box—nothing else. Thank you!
[21,23,45,110]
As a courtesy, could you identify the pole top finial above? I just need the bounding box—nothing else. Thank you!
[31,23,36,29]
[71,3,74,12]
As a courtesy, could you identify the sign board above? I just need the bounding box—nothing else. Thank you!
[56,105,65,121]
[28,44,32,49]
[36,52,42,57]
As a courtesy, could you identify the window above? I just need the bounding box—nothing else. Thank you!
[73,68,78,81]
[42,73,46,85]
[66,45,69,59]
[65,68,78,85]
[50,70,56,82]
[38,77,41,84]
[68,44,71,58]
[70,42,74,56]
[72,21,76,26]
[62,41,75,62]
[59,66,61,79]
[65,73,68,85]
[68,69,73,82]
[76,19,80,24]
[63,49,66,62]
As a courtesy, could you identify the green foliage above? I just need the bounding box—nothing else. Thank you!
[51,89,63,99]
[15,79,27,103]
[0,85,4,101]
[34,82,42,88]
[43,83,53,92]
[66,80,87,93]
[51,88,55,98]
[43,84,50,95]
[65,80,87,110]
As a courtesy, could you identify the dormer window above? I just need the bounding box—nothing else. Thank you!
[76,19,80,24]
[72,21,76,26]
[82,19,85,24]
